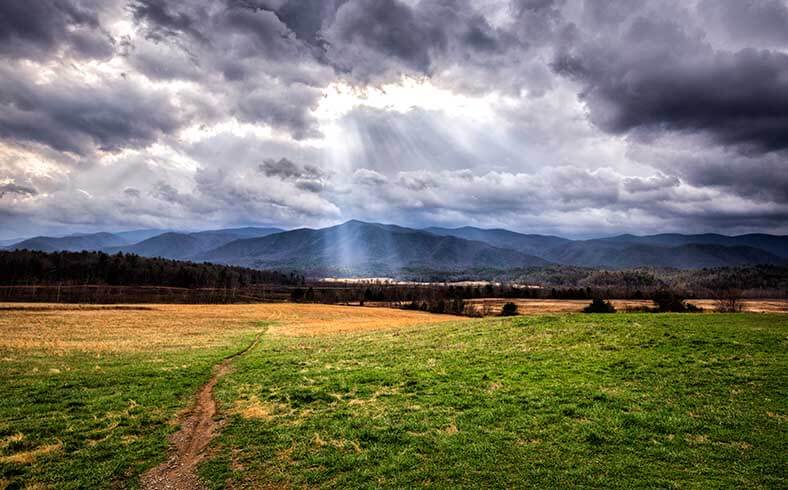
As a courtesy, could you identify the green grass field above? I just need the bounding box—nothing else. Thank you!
[207,314,787,488]
[0,331,261,489]
[1,307,786,488]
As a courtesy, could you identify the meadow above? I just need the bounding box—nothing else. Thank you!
[0,304,785,488]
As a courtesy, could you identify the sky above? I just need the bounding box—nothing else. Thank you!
[0,0,787,239]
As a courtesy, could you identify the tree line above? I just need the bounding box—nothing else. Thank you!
[0,250,303,289]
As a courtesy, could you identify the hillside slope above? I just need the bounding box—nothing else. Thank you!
[543,242,785,268]
[107,227,283,259]
[424,226,570,256]
[201,220,549,274]
[9,232,129,252]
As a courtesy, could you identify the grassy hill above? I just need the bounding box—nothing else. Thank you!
[1,306,785,487]
[205,313,787,487]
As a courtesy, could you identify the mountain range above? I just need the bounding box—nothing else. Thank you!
[201,221,548,275]
[104,227,283,260]
[4,221,786,275]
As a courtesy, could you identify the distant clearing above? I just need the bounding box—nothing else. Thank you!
[0,303,457,352]
[464,298,788,315]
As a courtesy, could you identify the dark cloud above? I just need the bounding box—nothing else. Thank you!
[123,187,141,198]
[295,180,326,193]
[152,181,190,205]
[0,182,37,198]
[554,13,788,152]
[129,0,208,43]
[124,0,329,138]
[0,0,115,60]
[319,0,524,85]
[273,0,347,47]
[0,66,182,155]
[629,136,788,204]
[260,157,302,178]
[260,157,327,193]
[260,158,323,179]
[510,0,568,44]
[235,82,323,139]
[327,0,443,74]
[700,0,788,47]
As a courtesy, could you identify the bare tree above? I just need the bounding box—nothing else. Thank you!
[714,289,744,313]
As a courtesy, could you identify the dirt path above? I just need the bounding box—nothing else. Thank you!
[141,334,261,490]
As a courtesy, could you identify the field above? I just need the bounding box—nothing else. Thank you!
[0,304,786,488]
[463,298,788,315]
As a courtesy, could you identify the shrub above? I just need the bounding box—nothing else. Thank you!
[583,298,616,313]
[652,290,702,312]
[501,302,518,316]
[463,304,483,317]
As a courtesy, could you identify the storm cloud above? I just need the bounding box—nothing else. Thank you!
[0,0,786,239]
[0,0,116,60]
[553,15,788,152]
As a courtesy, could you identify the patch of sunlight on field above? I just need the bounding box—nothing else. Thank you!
[0,303,459,352]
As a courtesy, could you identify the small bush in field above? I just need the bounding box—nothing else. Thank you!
[501,302,518,316]
[583,298,617,313]
[652,290,702,312]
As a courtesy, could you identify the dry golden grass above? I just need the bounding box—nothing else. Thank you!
[691,299,788,313]
[0,434,24,450]
[3,299,781,354]
[263,304,458,336]
[465,298,788,315]
[0,303,459,352]
[0,443,62,465]
[232,396,287,421]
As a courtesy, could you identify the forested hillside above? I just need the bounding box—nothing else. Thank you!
[0,250,303,288]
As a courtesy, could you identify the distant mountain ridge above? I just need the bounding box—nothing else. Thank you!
[105,227,284,259]
[543,242,784,268]
[200,220,549,275]
[588,233,788,259]
[9,232,129,252]
[425,226,787,268]
[423,226,570,256]
[5,221,786,273]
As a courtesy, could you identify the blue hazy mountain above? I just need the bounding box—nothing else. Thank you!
[423,226,570,256]
[105,227,284,260]
[8,232,129,252]
[200,220,550,274]
[7,222,785,271]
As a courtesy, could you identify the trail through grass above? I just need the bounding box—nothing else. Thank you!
[0,303,451,488]
[1,306,785,488]
[0,330,266,489]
